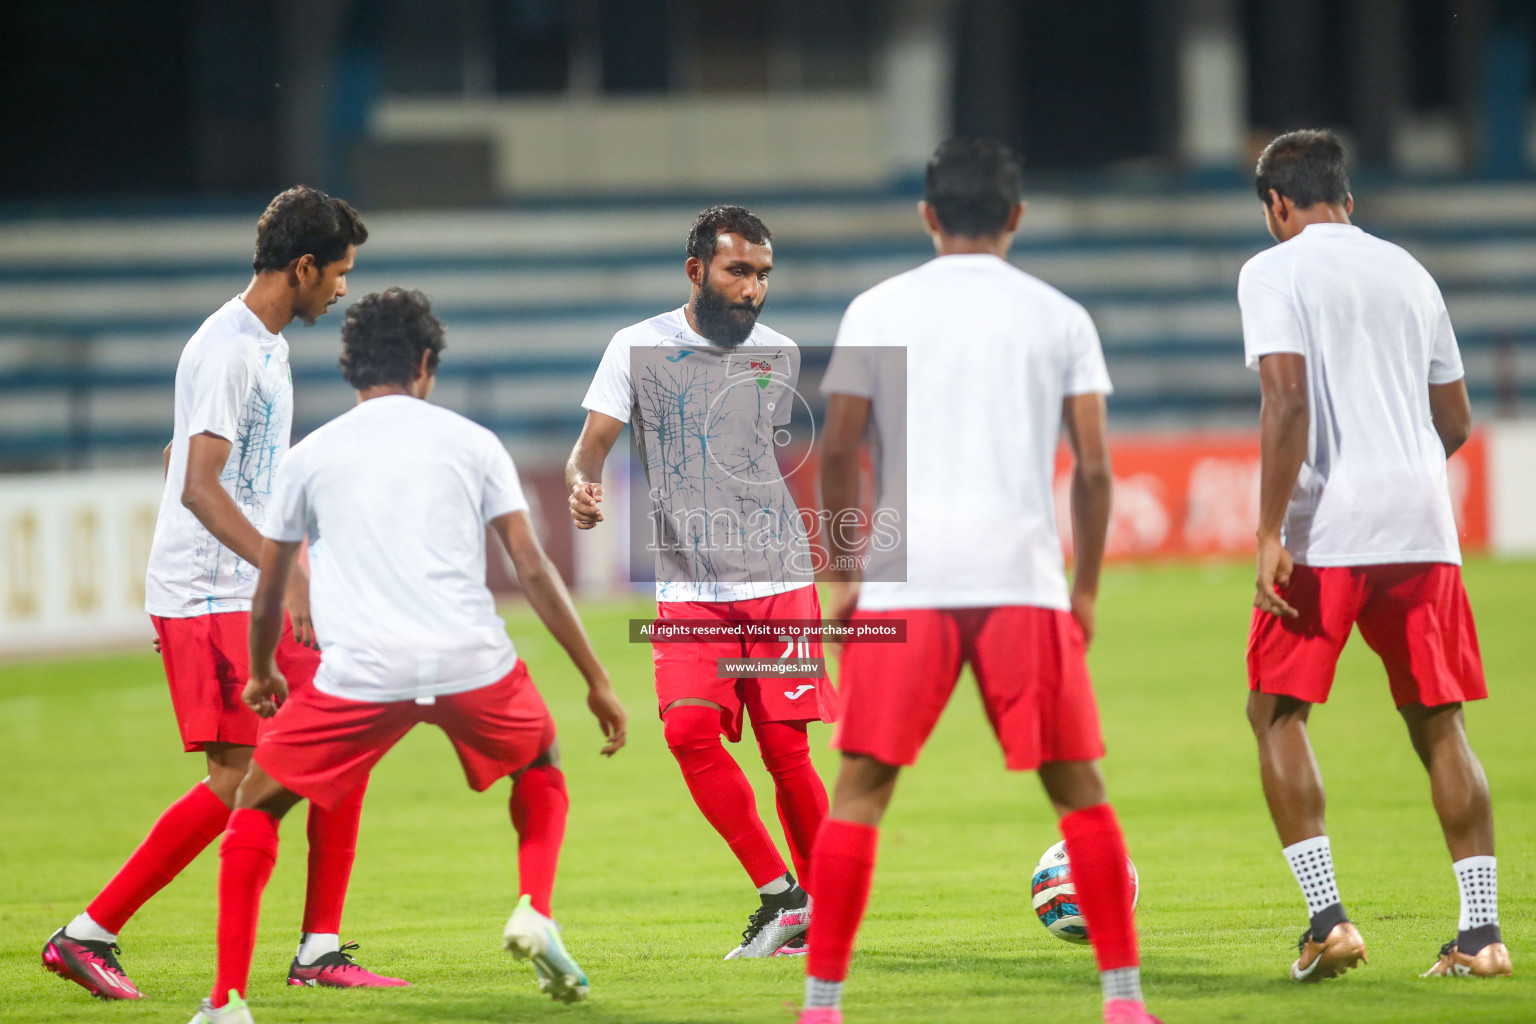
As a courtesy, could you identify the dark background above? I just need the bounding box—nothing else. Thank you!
[3,0,1532,202]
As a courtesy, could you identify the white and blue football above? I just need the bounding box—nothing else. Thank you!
[1031,839,1139,944]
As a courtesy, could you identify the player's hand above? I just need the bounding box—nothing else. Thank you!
[243,665,289,719]
[285,564,319,649]
[822,578,861,658]
[823,578,861,623]
[1070,589,1097,648]
[570,482,604,529]
[151,635,162,654]
[586,683,627,756]
[1254,534,1298,619]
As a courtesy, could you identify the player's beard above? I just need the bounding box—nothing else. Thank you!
[691,281,763,349]
[297,293,340,327]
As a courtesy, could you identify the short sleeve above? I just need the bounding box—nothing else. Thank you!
[264,451,311,542]
[1239,257,1307,369]
[821,298,879,400]
[1063,303,1113,396]
[481,436,530,523]
[581,334,635,423]
[1428,301,1465,385]
[185,344,253,440]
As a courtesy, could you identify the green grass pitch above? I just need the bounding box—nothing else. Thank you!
[1,559,1531,1023]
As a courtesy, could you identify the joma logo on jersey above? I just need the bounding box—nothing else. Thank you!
[665,350,692,362]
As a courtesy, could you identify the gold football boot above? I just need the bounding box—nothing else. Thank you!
[1290,921,1368,981]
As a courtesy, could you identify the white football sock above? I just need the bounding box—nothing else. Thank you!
[1100,966,1143,1004]
[758,872,793,896]
[805,975,844,1009]
[296,932,340,964]
[1453,856,1498,931]
[1283,836,1342,917]
[66,912,116,944]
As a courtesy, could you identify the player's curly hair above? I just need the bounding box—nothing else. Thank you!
[685,205,772,267]
[338,288,446,390]
[924,138,1022,237]
[1255,130,1350,209]
[252,185,368,272]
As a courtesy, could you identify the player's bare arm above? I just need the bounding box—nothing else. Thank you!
[491,509,627,756]
[565,411,624,529]
[182,431,318,647]
[1429,378,1472,457]
[1062,392,1112,646]
[1255,352,1308,619]
[819,392,872,623]
[244,537,302,718]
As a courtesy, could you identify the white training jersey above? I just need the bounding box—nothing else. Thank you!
[582,305,814,603]
[1238,222,1465,566]
[822,253,1113,612]
[145,297,294,617]
[264,396,529,703]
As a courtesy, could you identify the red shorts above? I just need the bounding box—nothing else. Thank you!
[253,661,555,810]
[1248,562,1485,707]
[833,606,1103,772]
[151,612,321,752]
[652,585,839,743]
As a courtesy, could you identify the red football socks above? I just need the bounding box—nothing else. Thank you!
[87,781,230,934]
[212,808,280,1007]
[511,764,568,917]
[300,776,367,934]
[755,721,829,889]
[805,818,879,983]
[1060,803,1139,972]
[664,704,787,887]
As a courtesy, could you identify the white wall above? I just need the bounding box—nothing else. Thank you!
[373,94,888,197]
[0,470,163,655]
[1490,419,1536,556]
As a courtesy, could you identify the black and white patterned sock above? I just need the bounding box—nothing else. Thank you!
[1454,856,1499,953]
[1283,836,1343,920]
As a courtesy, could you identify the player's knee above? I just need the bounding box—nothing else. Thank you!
[1246,691,1308,736]
[1039,759,1106,813]
[755,722,811,777]
[663,704,723,755]
[1244,695,1270,735]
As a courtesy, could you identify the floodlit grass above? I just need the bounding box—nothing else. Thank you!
[1,559,1531,1023]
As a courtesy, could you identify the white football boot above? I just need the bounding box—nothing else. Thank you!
[503,894,589,1003]
[724,884,811,959]
[187,991,256,1023]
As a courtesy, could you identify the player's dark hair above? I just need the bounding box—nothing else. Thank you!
[686,205,772,267]
[252,185,368,273]
[338,288,446,390]
[1254,130,1350,209]
[924,138,1022,237]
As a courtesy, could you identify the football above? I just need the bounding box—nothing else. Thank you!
[1031,840,1139,944]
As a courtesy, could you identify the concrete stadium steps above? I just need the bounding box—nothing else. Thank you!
[2,183,1534,465]
[3,182,1535,270]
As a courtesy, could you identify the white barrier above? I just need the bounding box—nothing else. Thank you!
[1490,420,1536,556]
[2,422,1533,657]
[0,470,164,655]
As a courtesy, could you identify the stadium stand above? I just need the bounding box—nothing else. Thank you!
[2,183,1534,472]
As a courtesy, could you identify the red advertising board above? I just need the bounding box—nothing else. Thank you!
[777,430,1490,570]
[1051,431,1488,560]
